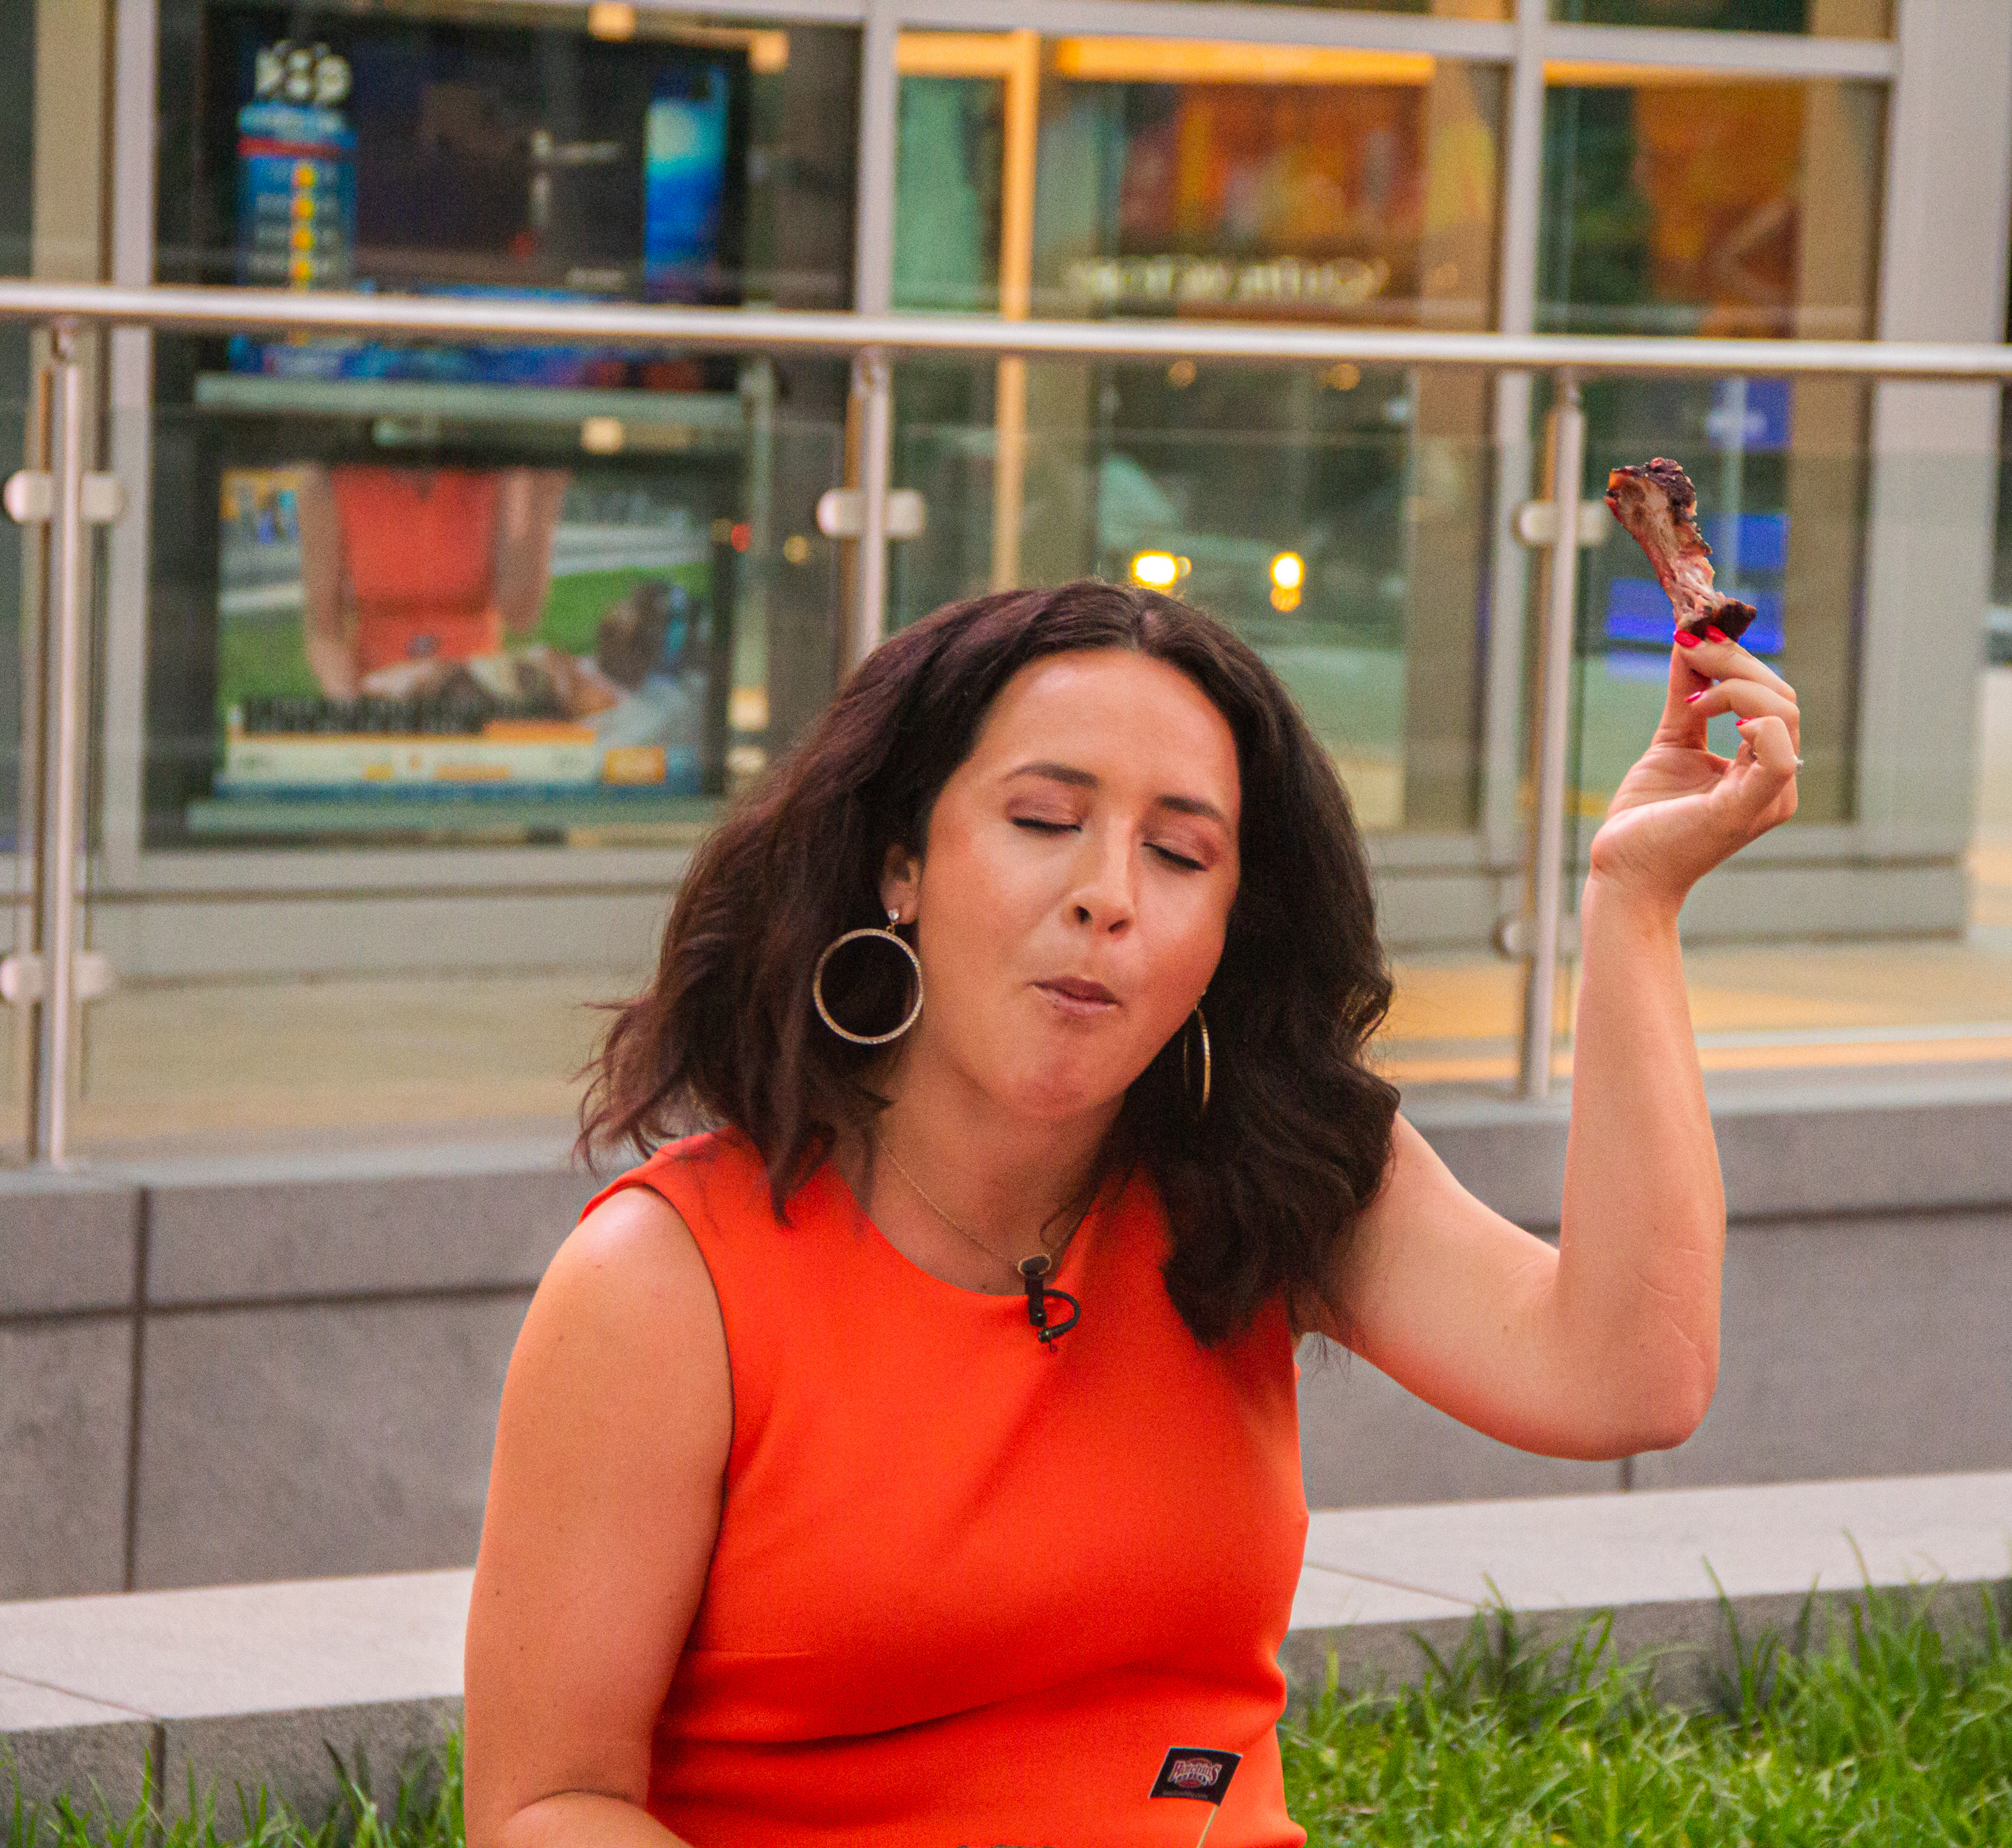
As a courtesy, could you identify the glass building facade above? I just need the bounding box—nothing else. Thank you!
[2,0,2008,1154]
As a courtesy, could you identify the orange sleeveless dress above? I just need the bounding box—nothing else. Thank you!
[329,467,503,673]
[584,1131,1308,1847]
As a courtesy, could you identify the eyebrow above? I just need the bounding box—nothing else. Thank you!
[1004,761,1230,827]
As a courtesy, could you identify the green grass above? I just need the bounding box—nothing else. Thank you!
[1284,1589,2012,1845]
[9,1592,2011,1846]
[3,1741,462,1848]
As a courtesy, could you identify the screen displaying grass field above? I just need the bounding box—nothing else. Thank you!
[210,464,718,827]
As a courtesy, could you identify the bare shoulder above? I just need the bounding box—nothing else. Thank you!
[544,1181,721,1335]
[503,1179,732,1468]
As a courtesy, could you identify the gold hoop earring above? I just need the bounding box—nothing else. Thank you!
[812,909,924,1046]
[1182,1005,1211,1118]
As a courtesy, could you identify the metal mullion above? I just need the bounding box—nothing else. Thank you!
[100,0,161,888]
[846,0,899,655]
[891,0,1514,59]
[1534,21,1895,81]
[99,845,706,901]
[461,0,872,20]
[1481,0,1547,869]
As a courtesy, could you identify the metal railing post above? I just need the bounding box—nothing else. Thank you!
[847,348,893,669]
[1517,370,1585,1102]
[37,327,89,1164]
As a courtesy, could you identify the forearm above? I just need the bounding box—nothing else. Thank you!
[1550,871,1724,1450]
[493,1792,692,1848]
[304,629,359,700]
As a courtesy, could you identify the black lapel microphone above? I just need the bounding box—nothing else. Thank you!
[1017,1254,1080,1350]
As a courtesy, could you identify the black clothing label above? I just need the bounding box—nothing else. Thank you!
[1149,1748,1241,1804]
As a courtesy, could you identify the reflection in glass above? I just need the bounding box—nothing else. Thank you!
[1540,74,1883,826]
[889,40,1507,830]
[1551,0,1889,36]
[1,0,28,278]
[142,4,860,845]
[895,74,1003,316]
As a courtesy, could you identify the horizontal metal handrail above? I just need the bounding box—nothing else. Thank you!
[6,278,2012,380]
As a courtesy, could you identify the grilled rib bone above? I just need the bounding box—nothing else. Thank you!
[1604,457,1756,644]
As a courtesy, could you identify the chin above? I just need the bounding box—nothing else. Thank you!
[1003,1058,1133,1124]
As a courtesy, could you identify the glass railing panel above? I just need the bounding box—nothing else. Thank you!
[12,333,1999,1150]
[64,371,847,1160]
[131,351,848,851]
[890,356,1502,841]
[1550,434,2010,1088]
[1550,0,1889,35]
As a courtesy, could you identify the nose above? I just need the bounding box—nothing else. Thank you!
[1066,824,1136,936]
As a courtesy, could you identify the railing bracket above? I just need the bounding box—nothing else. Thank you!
[0,951,116,1008]
[3,469,127,527]
[1494,913,1581,961]
[818,486,925,540]
[1513,498,1611,549]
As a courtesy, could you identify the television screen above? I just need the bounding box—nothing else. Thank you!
[211,460,723,804]
[207,6,750,381]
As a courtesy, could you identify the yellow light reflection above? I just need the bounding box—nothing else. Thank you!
[1051,40,1434,87]
[1270,552,1304,612]
[1131,551,1188,590]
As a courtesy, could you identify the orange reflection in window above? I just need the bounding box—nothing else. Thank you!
[1633,83,1803,335]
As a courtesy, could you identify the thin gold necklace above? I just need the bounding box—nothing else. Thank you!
[877,1132,1089,1283]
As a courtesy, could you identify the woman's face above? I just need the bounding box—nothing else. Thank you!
[883,648,1241,1125]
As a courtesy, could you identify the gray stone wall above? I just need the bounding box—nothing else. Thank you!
[5,1079,2011,1597]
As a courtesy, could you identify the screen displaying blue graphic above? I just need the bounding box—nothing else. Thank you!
[645,67,733,302]
[215,11,746,380]
[1604,578,1785,657]
[234,101,356,290]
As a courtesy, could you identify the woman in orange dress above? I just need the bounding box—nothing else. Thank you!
[464,581,1800,1846]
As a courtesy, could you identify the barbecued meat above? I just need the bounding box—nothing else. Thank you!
[1604,457,1757,644]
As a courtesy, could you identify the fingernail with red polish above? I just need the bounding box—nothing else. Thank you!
[1706,627,1730,643]
[1674,630,1701,650]
[1685,690,1706,704]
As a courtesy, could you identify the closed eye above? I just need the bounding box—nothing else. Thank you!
[1151,845,1207,871]
[1012,818,1078,835]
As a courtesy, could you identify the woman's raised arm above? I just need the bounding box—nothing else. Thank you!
[1315,633,1799,1460]
[464,1187,732,1848]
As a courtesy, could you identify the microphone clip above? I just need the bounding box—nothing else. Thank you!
[1017,1253,1080,1350]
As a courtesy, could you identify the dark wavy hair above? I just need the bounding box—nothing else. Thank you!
[581,581,1398,1344]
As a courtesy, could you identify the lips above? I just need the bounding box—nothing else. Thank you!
[1036,976,1119,1016]
[1041,976,1117,1003]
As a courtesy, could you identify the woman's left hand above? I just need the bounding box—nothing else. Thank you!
[1587,630,1800,911]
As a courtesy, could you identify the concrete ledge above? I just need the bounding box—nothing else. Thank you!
[1404,1068,2012,1231]
[0,1173,142,1315]
[5,1476,2008,1819]
[1284,1469,2012,1704]
[0,1570,467,1823]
